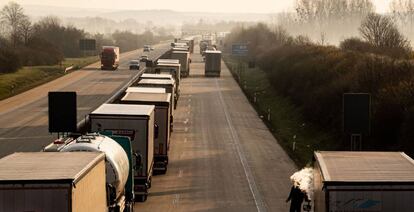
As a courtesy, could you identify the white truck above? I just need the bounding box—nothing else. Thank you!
[171,51,190,77]
[0,152,110,212]
[136,78,178,110]
[121,92,172,174]
[89,104,155,202]
[313,151,414,212]
[204,50,221,77]
[154,61,181,89]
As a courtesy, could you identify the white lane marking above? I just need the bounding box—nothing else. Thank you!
[173,194,180,205]
[215,79,267,212]
[178,169,183,178]
[184,127,188,132]
[184,118,189,124]
[184,138,188,143]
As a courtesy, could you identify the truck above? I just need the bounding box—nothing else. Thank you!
[121,92,172,174]
[89,104,155,202]
[100,46,120,70]
[154,62,181,91]
[204,50,222,77]
[313,151,414,212]
[171,51,190,77]
[136,79,177,110]
[0,152,125,212]
[43,135,135,211]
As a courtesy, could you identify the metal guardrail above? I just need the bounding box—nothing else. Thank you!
[76,46,171,133]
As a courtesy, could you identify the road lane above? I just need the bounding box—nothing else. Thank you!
[0,43,170,158]
[135,47,296,211]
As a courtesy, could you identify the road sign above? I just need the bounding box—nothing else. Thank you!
[232,44,248,56]
[343,93,371,135]
[79,39,96,51]
[48,92,77,133]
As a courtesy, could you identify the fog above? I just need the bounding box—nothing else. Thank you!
[6,0,391,13]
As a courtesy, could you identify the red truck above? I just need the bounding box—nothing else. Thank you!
[100,46,120,70]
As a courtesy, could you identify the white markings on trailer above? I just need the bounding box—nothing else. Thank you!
[184,118,189,124]
[215,79,267,212]
[178,169,183,178]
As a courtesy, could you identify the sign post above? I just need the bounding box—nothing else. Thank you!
[231,43,248,83]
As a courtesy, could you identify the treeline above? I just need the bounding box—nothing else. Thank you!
[275,0,414,44]
[0,2,172,73]
[225,16,414,154]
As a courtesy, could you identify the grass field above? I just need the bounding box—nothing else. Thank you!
[224,56,338,166]
[0,56,99,101]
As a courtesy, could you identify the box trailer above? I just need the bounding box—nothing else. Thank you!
[204,50,221,77]
[121,92,172,174]
[171,51,190,77]
[0,152,107,212]
[136,78,177,110]
[154,63,181,89]
[313,151,414,212]
[89,104,155,201]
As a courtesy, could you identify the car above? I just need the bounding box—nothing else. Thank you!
[129,60,140,70]
[140,55,149,62]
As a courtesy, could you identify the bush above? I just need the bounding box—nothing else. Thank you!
[0,48,21,73]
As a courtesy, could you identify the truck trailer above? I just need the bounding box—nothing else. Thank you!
[89,104,155,202]
[204,50,222,77]
[126,86,166,94]
[313,151,414,212]
[100,46,120,70]
[121,92,172,174]
[0,152,109,212]
[171,51,190,77]
[43,134,135,211]
[136,79,177,110]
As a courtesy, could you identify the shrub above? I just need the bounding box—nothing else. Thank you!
[0,48,21,73]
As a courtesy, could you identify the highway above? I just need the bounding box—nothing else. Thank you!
[135,48,297,211]
[0,43,170,158]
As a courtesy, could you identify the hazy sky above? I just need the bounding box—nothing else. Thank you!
[4,0,393,13]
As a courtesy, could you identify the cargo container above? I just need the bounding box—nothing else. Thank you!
[89,104,155,201]
[136,79,177,110]
[0,152,108,212]
[171,51,190,77]
[121,92,172,174]
[313,151,414,212]
[204,50,221,77]
[157,59,180,64]
[100,46,120,70]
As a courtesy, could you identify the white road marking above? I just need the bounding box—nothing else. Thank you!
[184,118,189,124]
[184,127,188,132]
[178,169,183,178]
[184,138,188,143]
[172,194,180,205]
[215,79,267,212]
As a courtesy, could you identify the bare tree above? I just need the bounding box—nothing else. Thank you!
[18,16,31,45]
[391,0,414,40]
[359,13,410,48]
[0,2,29,46]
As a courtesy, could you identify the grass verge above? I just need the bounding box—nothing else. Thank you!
[0,56,99,101]
[223,56,339,167]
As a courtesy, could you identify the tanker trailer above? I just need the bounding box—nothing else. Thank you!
[44,134,135,211]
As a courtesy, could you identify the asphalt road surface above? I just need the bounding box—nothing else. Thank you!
[135,49,297,211]
[0,43,170,158]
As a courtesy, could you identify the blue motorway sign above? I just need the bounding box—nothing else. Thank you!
[232,44,248,56]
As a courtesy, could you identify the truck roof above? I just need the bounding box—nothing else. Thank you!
[315,151,414,183]
[122,92,171,104]
[0,152,104,183]
[138,79,175,85]
[141,73,173,79]
[157,59,179,64]
[205,50,222,54]
[172,51,189,54]
[126,87,166,93]
[92,103,154,116]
